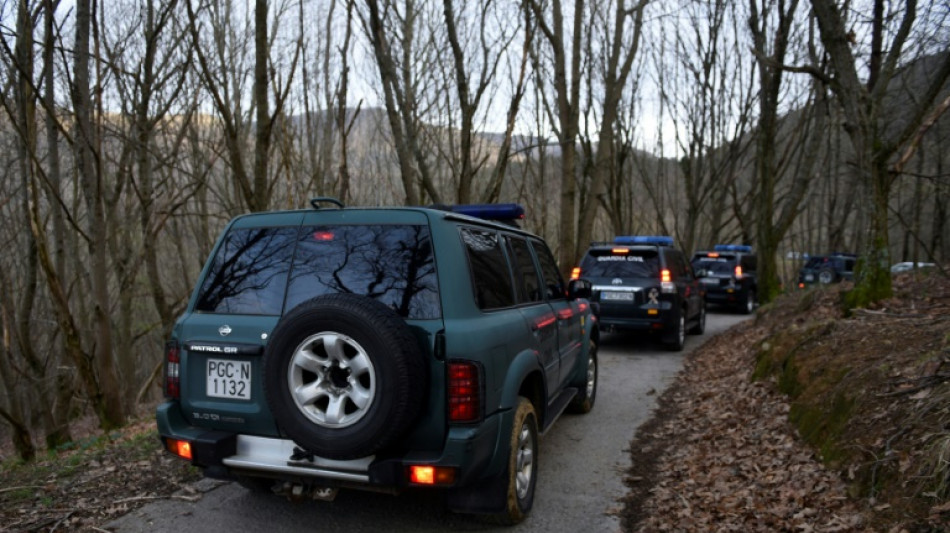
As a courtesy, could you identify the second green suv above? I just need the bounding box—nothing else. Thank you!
[572,236,705,351]
[157,200,599,524]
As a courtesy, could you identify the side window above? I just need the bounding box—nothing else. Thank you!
[461,227,516,310]
[531,239,566,300]
[507,236,543,304]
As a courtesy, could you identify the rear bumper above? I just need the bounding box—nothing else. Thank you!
[596,313,671,331]
[705,287,749,304]
[156,401,509,490]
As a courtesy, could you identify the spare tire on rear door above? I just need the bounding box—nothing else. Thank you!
[263,293,427,460]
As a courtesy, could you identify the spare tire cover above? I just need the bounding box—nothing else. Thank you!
[263,293,427,460]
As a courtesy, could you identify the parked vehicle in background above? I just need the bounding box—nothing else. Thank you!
[890,261,936,273]
[156,199,599,524]
[797,253,857,287]
[571,236,705,351]
[691,245,757,314]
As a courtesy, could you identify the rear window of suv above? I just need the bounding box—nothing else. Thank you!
[580,249,660,278]
[195,224,441,318]
[693,256,738,275]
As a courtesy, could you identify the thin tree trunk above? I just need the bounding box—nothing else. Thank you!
[74,0,125,430]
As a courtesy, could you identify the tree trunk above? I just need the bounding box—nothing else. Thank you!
[74,0,125,430]
[252,0,271,212]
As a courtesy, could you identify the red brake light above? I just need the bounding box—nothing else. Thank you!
[611,247,629,254]
[313,231,335,241]
[448,362,480,423]
[735,265,743,279]
[661,269,672,283]
[570,267,581,280]
[164,342,180,399]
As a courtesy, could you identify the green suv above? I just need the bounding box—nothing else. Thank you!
[157,199,599,524]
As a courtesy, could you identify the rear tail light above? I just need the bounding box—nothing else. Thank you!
[448,362,481,423]
[735,265,743,280]
[164,341,180,399]
[570,267,581,280]
[660,269,676,293]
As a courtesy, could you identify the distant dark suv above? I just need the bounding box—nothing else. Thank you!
[798,253,856,287]
[691,245,757,314]
[571,236,705,351]
[157,199,599,524]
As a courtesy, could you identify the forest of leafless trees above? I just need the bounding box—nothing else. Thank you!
[0,0,947,460]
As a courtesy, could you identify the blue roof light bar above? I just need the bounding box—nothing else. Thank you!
[449,203,525,222]
[613,235,674,246]
[714,244,752,253]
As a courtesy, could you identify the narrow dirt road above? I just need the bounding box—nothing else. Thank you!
[106,313,751,533]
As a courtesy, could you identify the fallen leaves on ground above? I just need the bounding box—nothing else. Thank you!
[622,269,950,532]
[0,418,201,532]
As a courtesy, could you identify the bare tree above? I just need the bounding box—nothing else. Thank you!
[184,0,299,213]
[808,0,950,304]
[526,0,585,272]
[655,0,755,253]
[361,0,441,205]
[73,0,127,429]
[749,0,815,303]
[575,0,649,258]
[440,0,521,203]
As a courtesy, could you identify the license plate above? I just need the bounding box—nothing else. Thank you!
[701,278,719,285]
[805,274,814,282]
[601,291,634,302]
[206,359,251,400]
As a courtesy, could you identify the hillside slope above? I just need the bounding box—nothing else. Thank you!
[623,269,950,531]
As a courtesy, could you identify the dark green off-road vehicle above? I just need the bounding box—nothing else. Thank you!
[157,199,599,524]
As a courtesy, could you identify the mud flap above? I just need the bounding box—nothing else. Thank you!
[444,473,507,514]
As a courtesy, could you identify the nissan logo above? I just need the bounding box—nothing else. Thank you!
[218,325,232,337]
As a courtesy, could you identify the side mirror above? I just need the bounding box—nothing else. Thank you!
[568,278,592,300]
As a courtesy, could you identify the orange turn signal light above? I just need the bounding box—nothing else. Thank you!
[166,438,193,461]
[409,465,456,485]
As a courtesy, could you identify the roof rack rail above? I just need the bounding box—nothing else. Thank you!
[310,197,344,210]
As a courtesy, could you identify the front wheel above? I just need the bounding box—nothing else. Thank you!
[491,397,538,525]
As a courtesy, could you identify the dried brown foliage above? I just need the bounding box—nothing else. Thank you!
[0,418,201,532]
[623,269,950,532]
